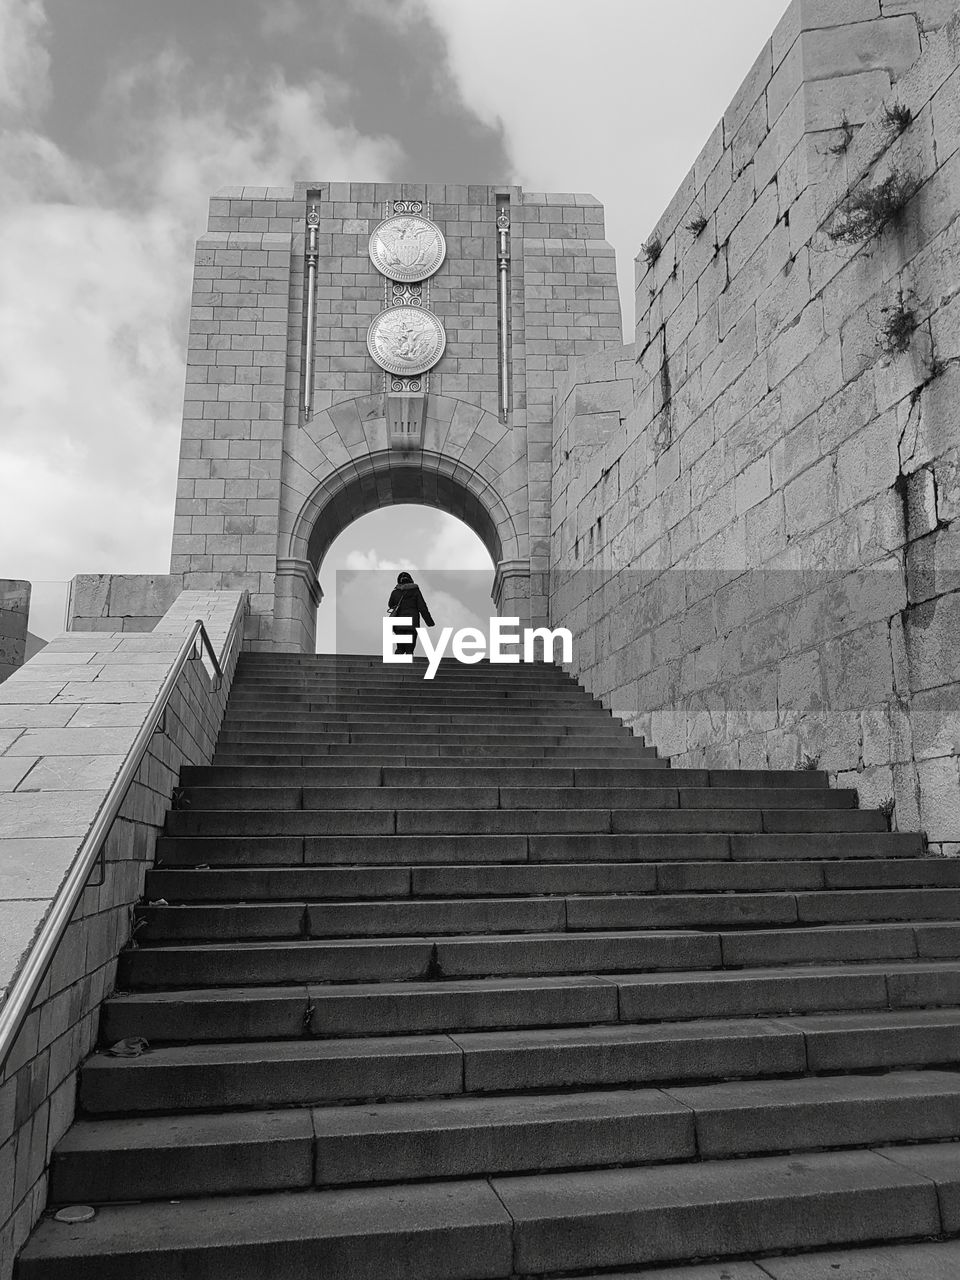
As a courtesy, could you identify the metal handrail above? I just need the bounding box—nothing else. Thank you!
[0,616,234,1072]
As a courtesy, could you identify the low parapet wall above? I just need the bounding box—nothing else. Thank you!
[0,589,246,1272]
[0,583,31,684]
[66,574,184,634]
[550,2,960,851]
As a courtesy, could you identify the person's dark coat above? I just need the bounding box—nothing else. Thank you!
[387,580,434,654]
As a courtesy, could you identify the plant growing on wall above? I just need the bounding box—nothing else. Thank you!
[828,114,856,157]
[642,234,663,267]
[882,101,913,135]
[878,294,917,356]
[827,170,918,246]
[685,209,708,237]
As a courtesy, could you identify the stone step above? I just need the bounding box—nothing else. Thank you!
[49,1090,688,1203]
[112,936,960,1003]
[224,691,609,711]
[116,923,960,991]
[167,808,754,838]
[222,718,602,738]
[225,695,602,713]
[236,653,571,664]
[221,716,634,737]
[174,785,855,814]
[488,1146,949,1275]
[18,1178,516,1280]
[132,887,960,943]
[49,1071,960,1204]
[119,932,721,990]
[153,831,924,868]
[232,658,578,674]
[612,1239,960,1280]
[113,925,938,990]
[231,666,579,679]
[106,961,960,1037]
[179,765,831,789]
[722,920,960,966]
[460,1008,960,1092]
[229,670,583,691]
[118,974,625,1038]
[219,717,627,735]
[161,808,879,839]
[227,682,589,700]
[223,697,615,715]
[213,737,642,752]
[217,727,640,747]
[210,750,673,768]
[79,1008,960,1113]
[230,667,579,683]
[163,808,618,838]
[19,1143,959,1278]
[212,736,658,756]
[50,1109,316,1204]
[221,706,619,725]
[143,857,960,904]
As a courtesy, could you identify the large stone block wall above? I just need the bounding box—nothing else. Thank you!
[0,583,31,684]
[0,591,246,1272]
[550,2,960,851]
[171,210,291,642]
[170,183,623,649]
[66,574,184,634]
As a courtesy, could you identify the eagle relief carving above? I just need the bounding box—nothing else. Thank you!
[369,215,446,282]
[366,306,446,376]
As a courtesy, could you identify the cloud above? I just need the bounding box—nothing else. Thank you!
[0,0,50,119]
[0,8,402,593]
[102,53,400,214]
[421,516,494,572]
[329,516,494,653]
[408,0,789,333]
[344,549,417,574]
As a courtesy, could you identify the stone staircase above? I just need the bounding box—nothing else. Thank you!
[17,653,960,1278]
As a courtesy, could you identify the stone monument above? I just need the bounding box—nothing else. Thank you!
[164,183,623,650]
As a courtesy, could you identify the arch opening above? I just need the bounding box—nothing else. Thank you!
[305,461,505,572]
[278,450,530,654]
[314,506,495,655]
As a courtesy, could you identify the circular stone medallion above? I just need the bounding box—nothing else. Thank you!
[369,215,446,282]
[367,306,446,376]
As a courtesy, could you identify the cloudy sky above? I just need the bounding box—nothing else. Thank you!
[0,0,788,645]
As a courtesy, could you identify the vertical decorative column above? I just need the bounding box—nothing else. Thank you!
[496,199,511,422]
[302,204,320,419]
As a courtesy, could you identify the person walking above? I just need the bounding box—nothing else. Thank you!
[387,571,435,655]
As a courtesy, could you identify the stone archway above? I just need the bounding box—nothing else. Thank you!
[275,445,531,653]
[167,182,623,651]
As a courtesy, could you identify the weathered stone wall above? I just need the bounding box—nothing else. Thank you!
[0,590,246,1271]
[550,2,960,851]
[66,574,183,634]
[0,583,31,684]
[170,182,623,649]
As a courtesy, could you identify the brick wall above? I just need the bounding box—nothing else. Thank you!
[0,590,246,1271]
[550,1,960,851]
